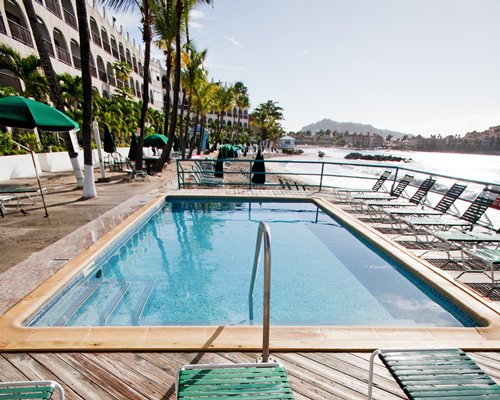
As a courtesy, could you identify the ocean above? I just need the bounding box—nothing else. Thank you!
[265,146,500,227]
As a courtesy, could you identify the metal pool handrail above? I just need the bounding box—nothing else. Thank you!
[248,221,272,363]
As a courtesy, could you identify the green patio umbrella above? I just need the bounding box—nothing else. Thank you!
[0,96,79,131]
[143,133,168,147]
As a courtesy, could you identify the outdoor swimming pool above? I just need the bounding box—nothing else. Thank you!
[27,198,477,328]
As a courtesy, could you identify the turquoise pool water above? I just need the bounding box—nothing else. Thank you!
[27,199,477,327]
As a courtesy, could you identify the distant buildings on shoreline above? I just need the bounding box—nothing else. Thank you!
[290,126,500,154]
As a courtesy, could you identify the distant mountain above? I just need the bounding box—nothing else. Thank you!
[300,118,412,140]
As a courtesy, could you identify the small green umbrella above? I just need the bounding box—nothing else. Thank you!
[103,125,116,153]
[128,134,138,161]
[143,133,168,148]
[0,96,79,131]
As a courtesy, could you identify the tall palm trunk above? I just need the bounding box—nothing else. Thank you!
[162,49,172,136]
[23,0,84,187]
[137,1,153,172]
[177,90,185,152]
[154,0,182,171]
[188,109,199,158]
[75,0,96,198]
[181,93,191,159]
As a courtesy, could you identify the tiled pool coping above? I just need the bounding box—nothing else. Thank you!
[0,191,499,351]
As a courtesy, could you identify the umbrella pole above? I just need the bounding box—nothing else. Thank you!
[30,149,49,218]
[12,140,49,217]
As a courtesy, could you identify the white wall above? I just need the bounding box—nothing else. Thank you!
[0,147,131,181]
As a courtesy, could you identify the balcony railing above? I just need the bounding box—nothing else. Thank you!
[90,65,97,78]
[45,0,62,18]
[111,47,119,59]
[7,19,33,47]
[63,8,77,29]
[42,39,54,57]
[102,40,111,54]
[91,31,101,47]
[72,54,81,70]
[55,45,72,65]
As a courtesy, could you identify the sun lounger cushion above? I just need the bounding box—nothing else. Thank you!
[177,363,293,399]
[0,380,65,399]
[372,349,500,400]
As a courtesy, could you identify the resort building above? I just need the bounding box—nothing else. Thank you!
[0,0,166,109]
[345,132,384,148]
[0,4,249,131]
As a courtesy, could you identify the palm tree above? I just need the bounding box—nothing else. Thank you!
[152,0,212,170]
[154,0,177,136]
[19,0,86,187]
[179,43,207,158]
[233,81,249,141]
[0,44,48,101]
[58,73,83,110]
[251,100,284,143]
[75,0,97,198]
[99,0,156,173]
[210,83,235,149]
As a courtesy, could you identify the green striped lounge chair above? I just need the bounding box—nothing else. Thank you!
[368,349,500,400]
[0,380,65,399]
[176,361,294,399]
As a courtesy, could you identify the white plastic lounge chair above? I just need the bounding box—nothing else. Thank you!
[368,348,500,400]
[0,380,65,399]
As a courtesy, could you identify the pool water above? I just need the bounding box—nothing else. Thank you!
[28,199,477,327]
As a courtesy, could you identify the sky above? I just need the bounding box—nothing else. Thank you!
[115,0,500,136]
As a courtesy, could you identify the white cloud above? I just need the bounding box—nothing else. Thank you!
[205,62,246,72]
[190,9,205,20]
[300,49,310,56]
[224,36,243,48]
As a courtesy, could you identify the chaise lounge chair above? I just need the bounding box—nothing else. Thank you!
[350,173,414,201]
[0,380,65,399]
[368,348,500,400]
[360,176,436,218]
[334,169,392,201]
[398,186,495,238]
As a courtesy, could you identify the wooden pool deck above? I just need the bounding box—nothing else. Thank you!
[1,350,499,399]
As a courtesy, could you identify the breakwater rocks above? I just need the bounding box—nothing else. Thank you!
[345,152,411,162]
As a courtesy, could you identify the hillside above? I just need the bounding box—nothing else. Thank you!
[300,118,412,139]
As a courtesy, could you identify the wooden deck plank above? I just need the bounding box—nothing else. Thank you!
[0,351,498,400]
[2,353,83,400]
[30,353,115,400]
